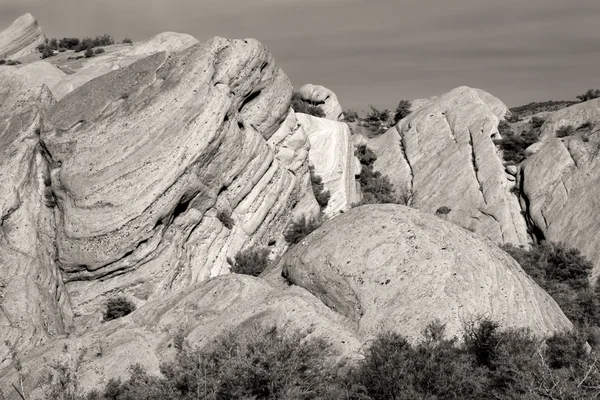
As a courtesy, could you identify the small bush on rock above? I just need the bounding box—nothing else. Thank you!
[291,92,325,118]
[103,296,135,321]
[435,206,451,215]
[577,89,600,102]
[94,48,105,55]
[216,210,234,229]
[343,109,359,122]
[232,247,270,277]
[392,100,411,125]
[556,125,575,138]
[122,38,133,44]
[84,47,94,58]
[284,215,322,245]
[309,165,330,211]
[355,144,402,204]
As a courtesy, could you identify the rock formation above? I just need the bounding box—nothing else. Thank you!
[271,204,572,340]
[0,13,46,60]
[299,114,361,216]
[298,83,344,121]
[368,86,528,246]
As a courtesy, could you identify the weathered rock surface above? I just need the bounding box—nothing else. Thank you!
[539,98,600,139]
[0,13,46,60]
[299,114,361,216]
[273,204,572,340]
[299,83,344,121]
[519,112,600,278]
[1,274,360,397]
[51,32,199,100]
[41,36,319,320]
[369,86,528,246]
[12,61,67,96]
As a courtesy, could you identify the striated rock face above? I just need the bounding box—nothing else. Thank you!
[299,83,344,121]
[0,68,71,368]
[51,32,199,100]
[1,275,360,397]
[41,37,319,320]
[370,86,528,246]
[299,114,361,216]
[274,204,572,340]
[519,107,600,277]
[0,13,46,60]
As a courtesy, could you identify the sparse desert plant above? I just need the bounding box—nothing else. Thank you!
[309,165,330,211]
[494,126,539,164]
[362,105,392,136]
[84,47,94,58]
[354,144,399,204]
[92,34,115,47]
[122,38,133,44]
[216,209,234,229]
[498,120,514,136]
[103,296,136,321]
[41,46,54,59]
[435,206,451,215]
[59,37,81,50]
[0,59,6,65]
[5,60,21,66]
[392,100,411,125]
[556,125,574,138]
[577,88,600,102]
[531,115,546,129]
[343,109,359,122]
[509,101,577,120]
[290,92,325,118]
[577,122,593,132]
[284,215,322,244]
[232,247,270,277]
[94,48,105,55]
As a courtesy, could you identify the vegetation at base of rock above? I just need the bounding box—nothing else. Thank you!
[556,125,575,138]
[309,165,330,211]
[283,215,322,244]
[103,296,136,321]
[36,35,116,58]
[290,92,325,118]
[502,242,600,336]
[94,48,105,55]
[435,206,451,215]
[509,100,578,121]
[355,144,406,205]
[577,89,600,102]
[494,117,544,164]
[344,101,412,137]
[392,100,411,125]
[232,247,270,277]
[39,319,600,400]
[0,59,21,66]
[216,210,234,229]
[343,109,359,122]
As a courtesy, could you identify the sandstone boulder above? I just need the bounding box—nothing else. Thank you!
[0,13,46,60]
[299,83,344,121]
[299,113,361,216]
[274,204,572,340]
[539,98,600,139]
[368,86,528,246]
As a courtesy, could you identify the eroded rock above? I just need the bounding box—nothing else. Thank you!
[0,13,46,60]
[299,84,344,121]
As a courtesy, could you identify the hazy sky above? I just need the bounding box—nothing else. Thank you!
[1,0,599,111]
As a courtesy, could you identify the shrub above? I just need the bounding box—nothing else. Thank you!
[94,48,105,55]
[84,48,94,58]
[498,120,514,136]
[41,47,54,59]
[59,37,80,50]
[103,296,135,321]
[577,89,600,102]
[5,60,21,66]
[0,59,5,65]
[577,122,593,132]
[494,126,540,164]
[343,109,359,122]
[232,247,270,277]
[435,206,451,215]
[284,215,321,244]
[392,100,411,125]
[290,92,325,118]
[93,34,115,47]
[556,125,574,138]
[122,38,133,44]
[362,105,392,136]
[74,38,94,53]
[354,144,401,204]
[309,165,330,211]
[216,210,234,229]
[509,101,577,120]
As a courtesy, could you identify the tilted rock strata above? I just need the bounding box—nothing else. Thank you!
[0,13,46,60]
[378,86,528,246]
[275,204,572,341]
[299,83,344,121]
[40,37,320,319]
[299,114,361,216]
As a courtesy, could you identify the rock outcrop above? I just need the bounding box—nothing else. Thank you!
[0,13,46,60]
[519,104,600,277]
[369,86,528,246]
[272,204,572,340]
[298,84,344,121]
[299,114,361,216]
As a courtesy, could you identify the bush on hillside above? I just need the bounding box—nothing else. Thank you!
[94,48,105,55]
[309,165,330,211]
[343,109,359,122]
[392,100,411,125]
[354,144,403,204]
[577,89,600,102]
[509,101,578,120]
[362,105,392,136]
[84,48,94,58]
[103,296,136,321]
[284,215,322,245]
[556,125,575,138]
[232,247,270,277]
[290,92,325,118]
[59,37,81,50]
[122,38,133,44]
[216,210,234,229]
[494,123,540,164]
[92,34,114,47]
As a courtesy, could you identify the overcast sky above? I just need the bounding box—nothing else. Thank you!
[1,0,599,111]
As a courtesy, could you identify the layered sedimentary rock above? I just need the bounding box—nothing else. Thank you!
[273,204,572,340]
[298,114,361,216]
[41,37,319,319]
[298,83,344,121]
[0,68,71,369]
[0,13,46,60]
[519,103,600,277]
[370,86,528,246]
[51,32,199,100]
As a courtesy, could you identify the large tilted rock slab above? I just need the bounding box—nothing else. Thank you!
[42,37,319,319]
[371,86,528,246]
[273,204,571,341]
[0,69,71,369]
[519,115,600,278]
[539,98,600,139]
[299,114,361,216]
[0,275,360,397]
[298,83,344,121]
[50,32,199,100]
[0,13,46,60]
